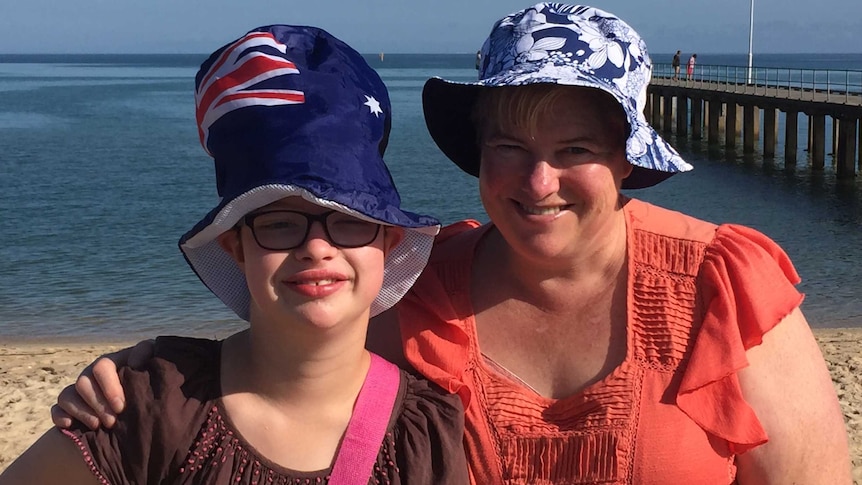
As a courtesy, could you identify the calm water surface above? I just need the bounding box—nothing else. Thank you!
[2,53,861,339]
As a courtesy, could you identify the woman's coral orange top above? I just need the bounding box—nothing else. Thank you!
[398,198,803,484]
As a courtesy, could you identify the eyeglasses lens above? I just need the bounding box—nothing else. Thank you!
[249,211,380,250]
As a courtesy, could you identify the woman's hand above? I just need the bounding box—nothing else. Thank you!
[50,340,155,430]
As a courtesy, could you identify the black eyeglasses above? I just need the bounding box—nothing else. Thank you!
[242,210,382,250]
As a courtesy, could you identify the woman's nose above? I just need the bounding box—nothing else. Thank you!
[523,158,560,199]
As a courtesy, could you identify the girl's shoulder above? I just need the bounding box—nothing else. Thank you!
[391,370,469,482]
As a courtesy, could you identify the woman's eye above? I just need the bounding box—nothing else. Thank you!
[564,146,589,155]
[492,143,523,153]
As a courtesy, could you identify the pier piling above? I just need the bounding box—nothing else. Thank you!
[744,105,756,153]
[763,108,777,158]
[691,98,703,140]
[725,102,737,149]
[676,96,688,136]
[812,115,826,170]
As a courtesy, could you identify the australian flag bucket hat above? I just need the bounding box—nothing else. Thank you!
[181,25,440,321]
[422,3,693,189]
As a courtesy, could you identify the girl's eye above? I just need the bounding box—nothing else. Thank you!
[329,217,371,229]
[258,220,301,231]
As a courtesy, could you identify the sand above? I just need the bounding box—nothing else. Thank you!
[0,341,131,473]
[1,330,861,481]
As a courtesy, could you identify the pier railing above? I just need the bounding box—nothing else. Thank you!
[653,63,862,105]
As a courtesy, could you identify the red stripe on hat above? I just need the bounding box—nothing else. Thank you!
[199,32,274,92]
[196,53,298,148]
[215,90,305,108]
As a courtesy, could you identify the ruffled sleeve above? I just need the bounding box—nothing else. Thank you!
[677,224,803,454]
[392,373,469,484]
[61,337,221,484]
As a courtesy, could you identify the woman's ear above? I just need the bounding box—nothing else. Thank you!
[382,227,404,256]
[621,160,634,179]
[217,228,245,268]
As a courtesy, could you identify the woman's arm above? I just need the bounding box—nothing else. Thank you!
[735,307,852,484]
[0,428,101,485]
[53,310,414,430]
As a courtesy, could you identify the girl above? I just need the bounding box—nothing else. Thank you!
[0,25,467,485]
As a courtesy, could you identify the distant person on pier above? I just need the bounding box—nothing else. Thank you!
[672,49,681,80]
[51,3,853,484]
[687,52,697,80]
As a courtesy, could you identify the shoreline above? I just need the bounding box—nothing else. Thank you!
[1,329,861,481]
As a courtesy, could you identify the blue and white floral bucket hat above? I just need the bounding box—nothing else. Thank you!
[181,25,440,321]
[423,3,693,189]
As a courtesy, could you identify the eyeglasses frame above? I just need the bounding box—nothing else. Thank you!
[240,210,382,251]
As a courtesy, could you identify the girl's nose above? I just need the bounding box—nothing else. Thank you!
[294,221,337,260]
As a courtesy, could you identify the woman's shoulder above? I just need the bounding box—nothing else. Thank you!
[429,219,486,260]
[625,198,718,244]
[410,219,488,291]
[625,199,800,287]
[676,224,804,456]
[625,198,796,262]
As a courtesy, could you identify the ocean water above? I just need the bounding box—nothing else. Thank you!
[1,53,862,340]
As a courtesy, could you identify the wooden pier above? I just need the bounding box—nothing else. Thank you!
[646,64,862,178]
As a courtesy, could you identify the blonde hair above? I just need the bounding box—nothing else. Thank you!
[471,84,629,146]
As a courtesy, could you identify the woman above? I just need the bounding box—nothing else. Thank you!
[52,4,851,484]
[687,53,697,80]
[2,24,467,485]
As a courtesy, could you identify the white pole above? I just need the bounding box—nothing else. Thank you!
[748,0,755,84]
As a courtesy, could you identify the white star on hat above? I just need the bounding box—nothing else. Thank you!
[363,95,383,117]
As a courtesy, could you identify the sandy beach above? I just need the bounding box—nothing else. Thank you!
[2,329,861,481]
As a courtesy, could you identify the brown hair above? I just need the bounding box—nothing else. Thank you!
[471,84,629,146]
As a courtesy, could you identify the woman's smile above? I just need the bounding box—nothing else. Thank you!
[516,201,572,217]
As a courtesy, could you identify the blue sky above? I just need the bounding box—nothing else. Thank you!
[3,0,861,55]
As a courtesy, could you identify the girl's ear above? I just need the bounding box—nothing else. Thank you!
[217,228,246,268]
[382,227,404,256]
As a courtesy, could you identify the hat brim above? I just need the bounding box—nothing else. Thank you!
[422,76,682,190]
[180,185,439,321]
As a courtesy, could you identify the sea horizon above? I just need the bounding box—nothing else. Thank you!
[2,52,862,340]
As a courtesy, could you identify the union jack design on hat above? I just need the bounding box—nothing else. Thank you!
[195,31,305,155]
[180,25,440,321]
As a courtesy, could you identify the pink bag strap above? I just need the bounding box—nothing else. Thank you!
[328,353,401,485]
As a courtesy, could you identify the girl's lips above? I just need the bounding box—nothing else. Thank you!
[283,270,349,298]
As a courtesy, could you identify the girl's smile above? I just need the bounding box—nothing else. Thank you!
[283,269,349,298]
